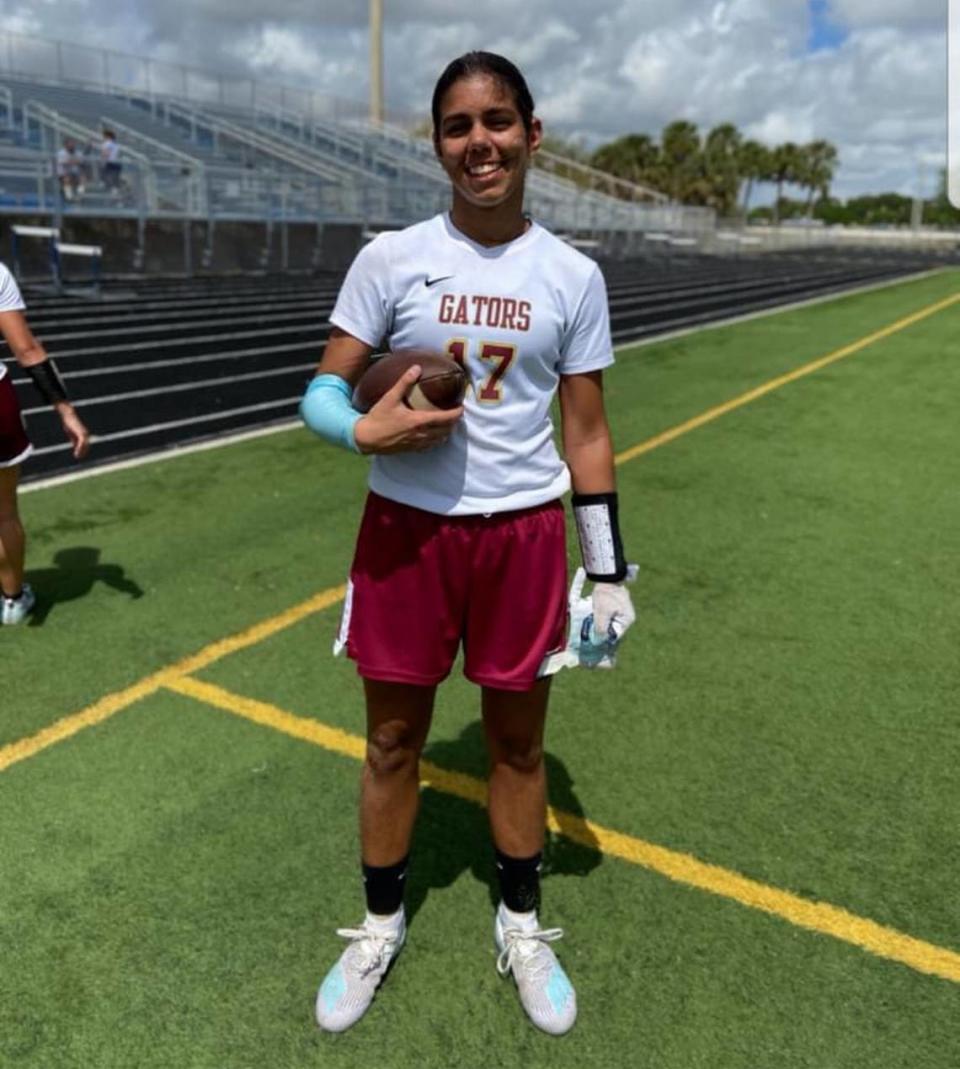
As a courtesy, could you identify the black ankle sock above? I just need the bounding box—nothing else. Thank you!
[495,847,542,913]
[362,855,409,916]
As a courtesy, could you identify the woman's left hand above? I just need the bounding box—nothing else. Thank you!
[591,579,636,641]
[56,403,91,459]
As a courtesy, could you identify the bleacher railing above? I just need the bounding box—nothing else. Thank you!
[160,100,345,184]
[0,30,391,125]
[22,99,157,213]
[252,107,442,187]
[0,84,12,130]
[97,115,207,216]
[0,31,720,241]
[535,150,669,206]
[350,117,716,235]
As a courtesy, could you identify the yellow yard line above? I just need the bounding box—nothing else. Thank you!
[0,585,345,775]
[172,584,346,676]
[7,288,960,775]
[165,675,960,986]
[165,673,367,761]
[0,672,170,773]
[615,289,960,465]
[548,813,960,987]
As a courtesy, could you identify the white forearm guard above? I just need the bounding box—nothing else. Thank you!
[572,492,628,582]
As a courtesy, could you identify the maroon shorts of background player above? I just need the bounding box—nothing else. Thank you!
[0,374,32,468]
[341,492,568,691]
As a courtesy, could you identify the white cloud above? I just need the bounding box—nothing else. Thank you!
[0,0,948,198]
[228,24,361,83]
[745,109,816,145]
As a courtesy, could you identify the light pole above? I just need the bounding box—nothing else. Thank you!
[370,0,384,124]
[910,159,925,230]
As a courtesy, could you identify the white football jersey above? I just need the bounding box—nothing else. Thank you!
[0,262,26,383]
[330,213,614,515]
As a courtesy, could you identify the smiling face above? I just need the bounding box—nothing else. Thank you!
[434,74,542,219]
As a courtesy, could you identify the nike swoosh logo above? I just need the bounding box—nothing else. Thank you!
[425,275,454,287]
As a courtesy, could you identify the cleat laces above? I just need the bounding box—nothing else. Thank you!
[496,926,565,979]
[335,926,398,978]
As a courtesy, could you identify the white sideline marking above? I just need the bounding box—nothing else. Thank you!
[20,268,947,494]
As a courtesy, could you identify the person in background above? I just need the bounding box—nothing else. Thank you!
[55,138,84,201]
[0,261,89,624]
[100,129,122,194]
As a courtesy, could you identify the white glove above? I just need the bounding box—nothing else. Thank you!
[591,573,638,642]
[539,565,638,675]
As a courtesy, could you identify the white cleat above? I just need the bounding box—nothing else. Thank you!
[495,906,577,1036]
[315,912,405,1033]
[1,584,35,625]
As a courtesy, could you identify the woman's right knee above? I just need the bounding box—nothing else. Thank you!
[365,722,422,778]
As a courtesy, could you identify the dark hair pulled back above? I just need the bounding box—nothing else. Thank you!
[431,51,535,138]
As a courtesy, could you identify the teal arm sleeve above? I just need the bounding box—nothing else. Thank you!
[300,374,362,453]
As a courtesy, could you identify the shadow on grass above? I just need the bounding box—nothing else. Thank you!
[407,721,601,925]
[26,545,144,626]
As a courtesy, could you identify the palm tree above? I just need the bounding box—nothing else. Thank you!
[770,142,802,224]
[660,120,703,202]
[738,139,771,216]
[801,140,838,216]
[703,123,743,216]
[591,133,662,192]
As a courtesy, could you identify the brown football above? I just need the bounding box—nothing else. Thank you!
[352,349,468,414]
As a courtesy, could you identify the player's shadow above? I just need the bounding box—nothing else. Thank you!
[25,546,144,625]
[405,720,602,924]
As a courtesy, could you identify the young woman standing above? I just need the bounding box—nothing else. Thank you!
[0,262,89,624]
[301,51,635,1036]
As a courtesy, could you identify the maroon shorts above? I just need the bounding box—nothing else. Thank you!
[0,374,32,468]
[338,492,569,691]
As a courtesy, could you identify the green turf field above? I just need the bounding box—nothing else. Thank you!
[4,271,960,1067]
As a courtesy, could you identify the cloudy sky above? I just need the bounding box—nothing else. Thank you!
[0,0,947,200]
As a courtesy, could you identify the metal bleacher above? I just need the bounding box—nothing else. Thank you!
[0,30,715,243]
